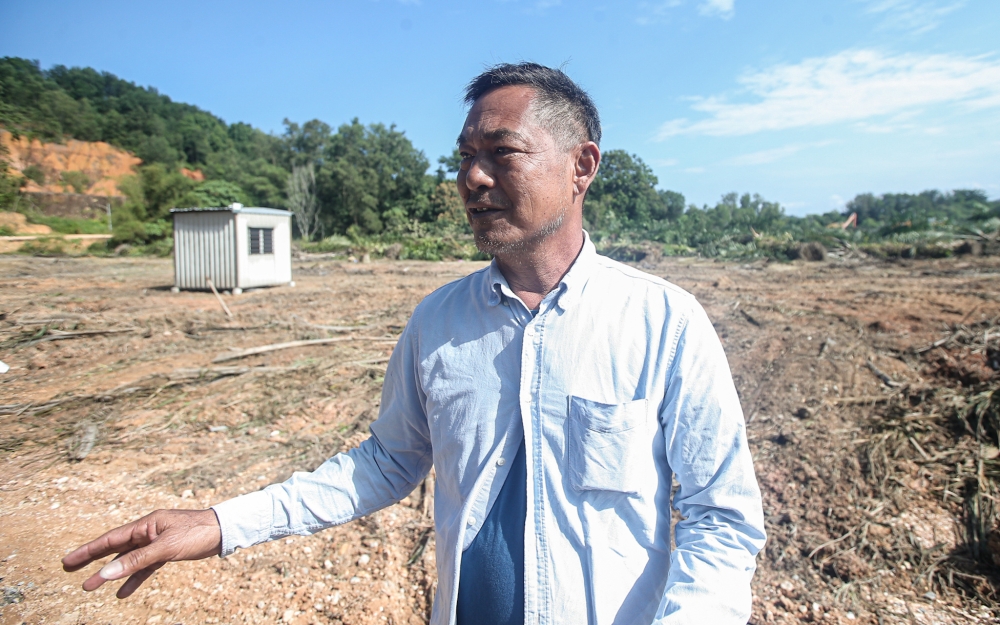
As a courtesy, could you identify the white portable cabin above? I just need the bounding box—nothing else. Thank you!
[171,204,293,293]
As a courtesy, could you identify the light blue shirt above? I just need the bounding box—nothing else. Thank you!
[212,234,766,625]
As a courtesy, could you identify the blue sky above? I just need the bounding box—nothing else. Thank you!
[2,0,998,215]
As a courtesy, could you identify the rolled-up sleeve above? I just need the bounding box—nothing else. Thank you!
[654,303,766,623]
[212,317,433,556]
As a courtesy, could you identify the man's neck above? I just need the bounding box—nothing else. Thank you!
[494,229,585,311]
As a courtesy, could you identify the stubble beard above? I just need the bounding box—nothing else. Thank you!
[473,204,568,257]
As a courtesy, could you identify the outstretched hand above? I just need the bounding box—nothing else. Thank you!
[62,509,223,599]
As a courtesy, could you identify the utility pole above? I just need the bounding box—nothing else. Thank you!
[106,201,112,232]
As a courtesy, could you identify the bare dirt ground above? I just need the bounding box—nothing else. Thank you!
[1,252,998,625]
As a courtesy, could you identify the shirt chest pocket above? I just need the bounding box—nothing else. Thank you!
[567,396,650,496]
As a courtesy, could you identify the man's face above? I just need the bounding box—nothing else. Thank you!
[457,85,577,256]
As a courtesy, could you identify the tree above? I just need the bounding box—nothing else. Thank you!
[315,118,430,235]
[431,181,469,232]
[129,163,197,220]
[659,190,685,221]
[283,119,331,166]
[438,148,463,175]
[185,180,247,208]
[585,150,677,233]
[287,162,320,240]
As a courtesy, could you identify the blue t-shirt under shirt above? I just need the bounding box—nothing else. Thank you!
[455,438,526,625]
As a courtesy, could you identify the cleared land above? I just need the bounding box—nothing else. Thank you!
[1,252,998,625]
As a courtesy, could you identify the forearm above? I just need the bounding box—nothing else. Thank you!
[655,508,765,623]
[656,302,766,622]
[212,434,431,556]
[656,427,766,622]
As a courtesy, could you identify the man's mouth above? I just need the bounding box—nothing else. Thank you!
[467,205,501,215]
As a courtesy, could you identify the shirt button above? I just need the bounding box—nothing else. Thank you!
[496,457,506,467]
[467,517,476,526]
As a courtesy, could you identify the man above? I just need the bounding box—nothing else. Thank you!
[63,63,766,624]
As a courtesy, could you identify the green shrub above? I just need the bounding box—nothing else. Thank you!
[298,233,485,261]
[138,236,174,257]
[86,239,112,255]
[598,243,648,262]
[18,236,68,256]
[299,234,354,253]
[60,170,91,194]
[858,242,954,259]
[110,220,148,245]
[28,215,109,234]
[22,165,45,185]
[662,243,696,256]
[182,180,248,208]
[400,236,483,261]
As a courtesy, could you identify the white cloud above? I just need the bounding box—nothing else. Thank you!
[861,0,965,34]
[636,0,730,25]
[731,144,805,166]
[725,141,836,166]
[635,1,682,26]
[683,167,706,174]
[699,0,734,19]
[495,0,562,12]
[656,49,1000,139]
[651,158,680,166]
[726,144,804,166]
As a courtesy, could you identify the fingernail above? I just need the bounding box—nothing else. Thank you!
[99,560,124,580]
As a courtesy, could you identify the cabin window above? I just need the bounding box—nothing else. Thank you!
[249,227,273,254]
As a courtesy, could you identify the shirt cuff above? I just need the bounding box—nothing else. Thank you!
[211,489,274,557]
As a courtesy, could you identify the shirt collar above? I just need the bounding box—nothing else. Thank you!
[484,231,597,312]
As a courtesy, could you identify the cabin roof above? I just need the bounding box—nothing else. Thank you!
[170,204,291,217]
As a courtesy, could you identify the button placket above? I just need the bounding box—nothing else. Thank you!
[529,314,552,623]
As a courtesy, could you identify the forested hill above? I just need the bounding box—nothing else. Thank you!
[1,56,998,260]
[0,56,453,246]
[0,56,288,209]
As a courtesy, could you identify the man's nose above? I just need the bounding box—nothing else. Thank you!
[463,154,494,191]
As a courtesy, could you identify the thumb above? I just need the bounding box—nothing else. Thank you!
[82,543,168,591]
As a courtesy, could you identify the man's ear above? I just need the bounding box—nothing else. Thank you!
[573,142,601,197]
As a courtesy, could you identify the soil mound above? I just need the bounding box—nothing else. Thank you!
[0,211,51,234]
[790,241,827,261]
[0,129,140,196]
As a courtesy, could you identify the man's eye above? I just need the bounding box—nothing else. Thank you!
[495,147,511,155]
[460,152,473,159]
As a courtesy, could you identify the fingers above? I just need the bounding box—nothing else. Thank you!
[117,562,165,599]
[80,551,126,591]
[64,508,223,598]
[96,539,170,586]
[80,554,164,595]
[82,569,110,592]
[78,539,167,593]
[62,517,149,572]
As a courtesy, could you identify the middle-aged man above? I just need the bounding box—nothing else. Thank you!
[63,62,766,625]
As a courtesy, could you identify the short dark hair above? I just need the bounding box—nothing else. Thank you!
[464,62,602,148]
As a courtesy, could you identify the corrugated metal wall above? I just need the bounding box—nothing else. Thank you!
[173,212,237,289]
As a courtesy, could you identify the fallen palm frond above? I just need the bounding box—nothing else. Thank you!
[212,335,393,363]
[808,315,1000,611]
[3,326,137,350]
[289,314,379,333]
